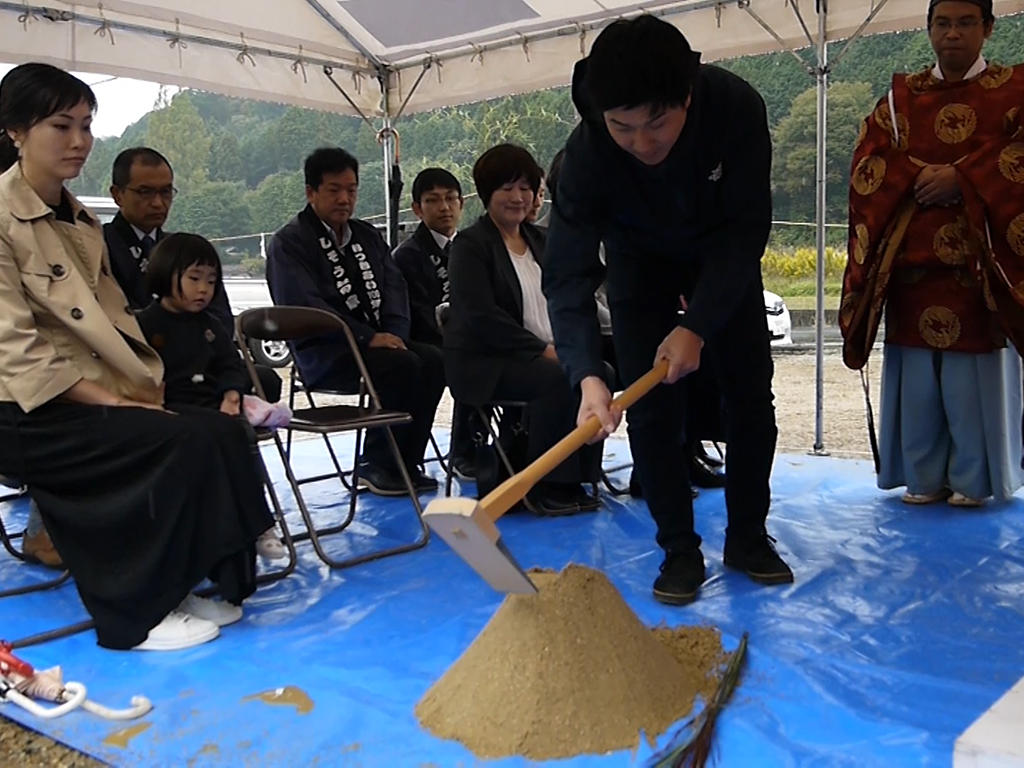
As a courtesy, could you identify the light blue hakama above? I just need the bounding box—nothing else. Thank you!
[878,344,1023,501]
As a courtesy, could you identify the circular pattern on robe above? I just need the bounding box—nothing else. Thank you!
[918,306,962,348]
[852,156,887,196]
[933,217,971,265]
[935,104,978,144]
[894,114,911,151]
[1008,213,1024,257]
[853,223,870,264]
[906,70,940,94]
[979,64,1013,90]
[874,102,893,133]
[983,280,998,311]
[855,120,868,149]
[998,143,1024,184]
[839,292,858,327]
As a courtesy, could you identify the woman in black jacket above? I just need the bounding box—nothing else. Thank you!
[444,144,609,516]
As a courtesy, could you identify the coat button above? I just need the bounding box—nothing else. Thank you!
[90,351,100,359]
[70,308,84,320]
[51,264,65,278]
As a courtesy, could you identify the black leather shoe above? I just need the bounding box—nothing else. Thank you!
[452,455,477,480]
[411,470,439,493]
[653,548,706,605]
[690,454,726,489]
[724,534,794,585]
[526,490,581,517]
[356,463,409,497]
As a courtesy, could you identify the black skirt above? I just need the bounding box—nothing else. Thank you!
[0,401,271,650]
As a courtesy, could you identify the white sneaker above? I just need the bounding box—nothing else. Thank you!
[178,593,244,627]
[256,529,287,560]
[134,611,219,651]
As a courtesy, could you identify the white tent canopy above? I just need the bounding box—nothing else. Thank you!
[2,0,1023,119]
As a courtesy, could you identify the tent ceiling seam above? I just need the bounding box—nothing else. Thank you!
[0,2,377,76]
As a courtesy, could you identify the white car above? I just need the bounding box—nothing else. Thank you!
[223,279,293,368]
[764,290,793,346]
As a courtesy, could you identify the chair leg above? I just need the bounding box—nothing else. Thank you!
[254,451,298,586]
[276,425,428,570]
[444,407,461,496]
[476,406,538,515]
[0,494,74,599]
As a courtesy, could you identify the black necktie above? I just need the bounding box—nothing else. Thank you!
[140,234,156,260]
[443,241,451,258]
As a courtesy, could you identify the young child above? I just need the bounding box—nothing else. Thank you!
[138,233,287,560]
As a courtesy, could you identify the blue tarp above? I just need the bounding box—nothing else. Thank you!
[2,436,1024,766]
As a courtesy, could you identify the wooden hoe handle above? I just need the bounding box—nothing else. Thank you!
[479,360,670,522]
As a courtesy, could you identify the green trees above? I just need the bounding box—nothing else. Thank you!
[67,16,1024,244]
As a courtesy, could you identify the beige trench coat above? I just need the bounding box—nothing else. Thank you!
[0,164,163,412]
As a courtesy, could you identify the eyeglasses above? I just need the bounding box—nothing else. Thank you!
[930,17,982,32]
[124,186,177,201]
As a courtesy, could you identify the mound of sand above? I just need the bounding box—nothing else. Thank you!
[415,565,724,760]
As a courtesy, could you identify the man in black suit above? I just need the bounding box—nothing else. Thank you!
[105,147,282,403]
[391,168,477,479]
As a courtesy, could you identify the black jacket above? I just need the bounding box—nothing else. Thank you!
[542,56,773,388]
[392,222,449,346]
[443,214,549,406]
[136,303,248,410]
[266,208,410,389]
[104,213,235,333]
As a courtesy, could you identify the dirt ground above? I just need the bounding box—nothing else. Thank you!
[0,347,881,767]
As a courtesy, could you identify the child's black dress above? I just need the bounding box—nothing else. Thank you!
[137,304,249,410]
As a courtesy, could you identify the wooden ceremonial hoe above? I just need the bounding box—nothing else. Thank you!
[422,361,670,595]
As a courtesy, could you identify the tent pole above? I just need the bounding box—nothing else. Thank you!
[811,0,830,456]
[379,76,398,247]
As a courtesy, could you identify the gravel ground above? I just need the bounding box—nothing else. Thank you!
[0,347,881,767]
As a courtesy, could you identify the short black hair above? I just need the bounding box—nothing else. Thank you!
[585,16,700,113]
[412,167,462,204]
[927,0,994,26]
[472,144,543,208]
[0,63,97,173]
[546,149,566,202]
[304,147,359,189]
[146,232,223,301]
[111,147,173,188]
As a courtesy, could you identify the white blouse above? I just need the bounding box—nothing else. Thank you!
[506,246,554,345]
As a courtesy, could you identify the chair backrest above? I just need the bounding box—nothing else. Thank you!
[235,306,384,409]
[237,306,350,342]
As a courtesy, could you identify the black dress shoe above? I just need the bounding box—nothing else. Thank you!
[356,463,409,497]
[526,488,581,517]
[451,455,477,480]
[653,548,707,605]
[724,534,794,585]
[690,454,726,489]
[411,470,439,493]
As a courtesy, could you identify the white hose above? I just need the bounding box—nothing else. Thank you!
[80,695,153,720]
[3,681,86,718]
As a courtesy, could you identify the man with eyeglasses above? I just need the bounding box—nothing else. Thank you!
[103,148,230,322]
[391,168,478,479]
[841,0,1024,508]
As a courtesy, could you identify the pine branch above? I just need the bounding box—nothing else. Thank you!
[651,631,749,768]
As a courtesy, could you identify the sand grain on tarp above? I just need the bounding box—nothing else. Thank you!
[415,565,724,760]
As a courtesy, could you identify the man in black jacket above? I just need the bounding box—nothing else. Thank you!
[267,148,445,496]
[104,147,282,402]
[391,168,477,478]
[542,16,793,606]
